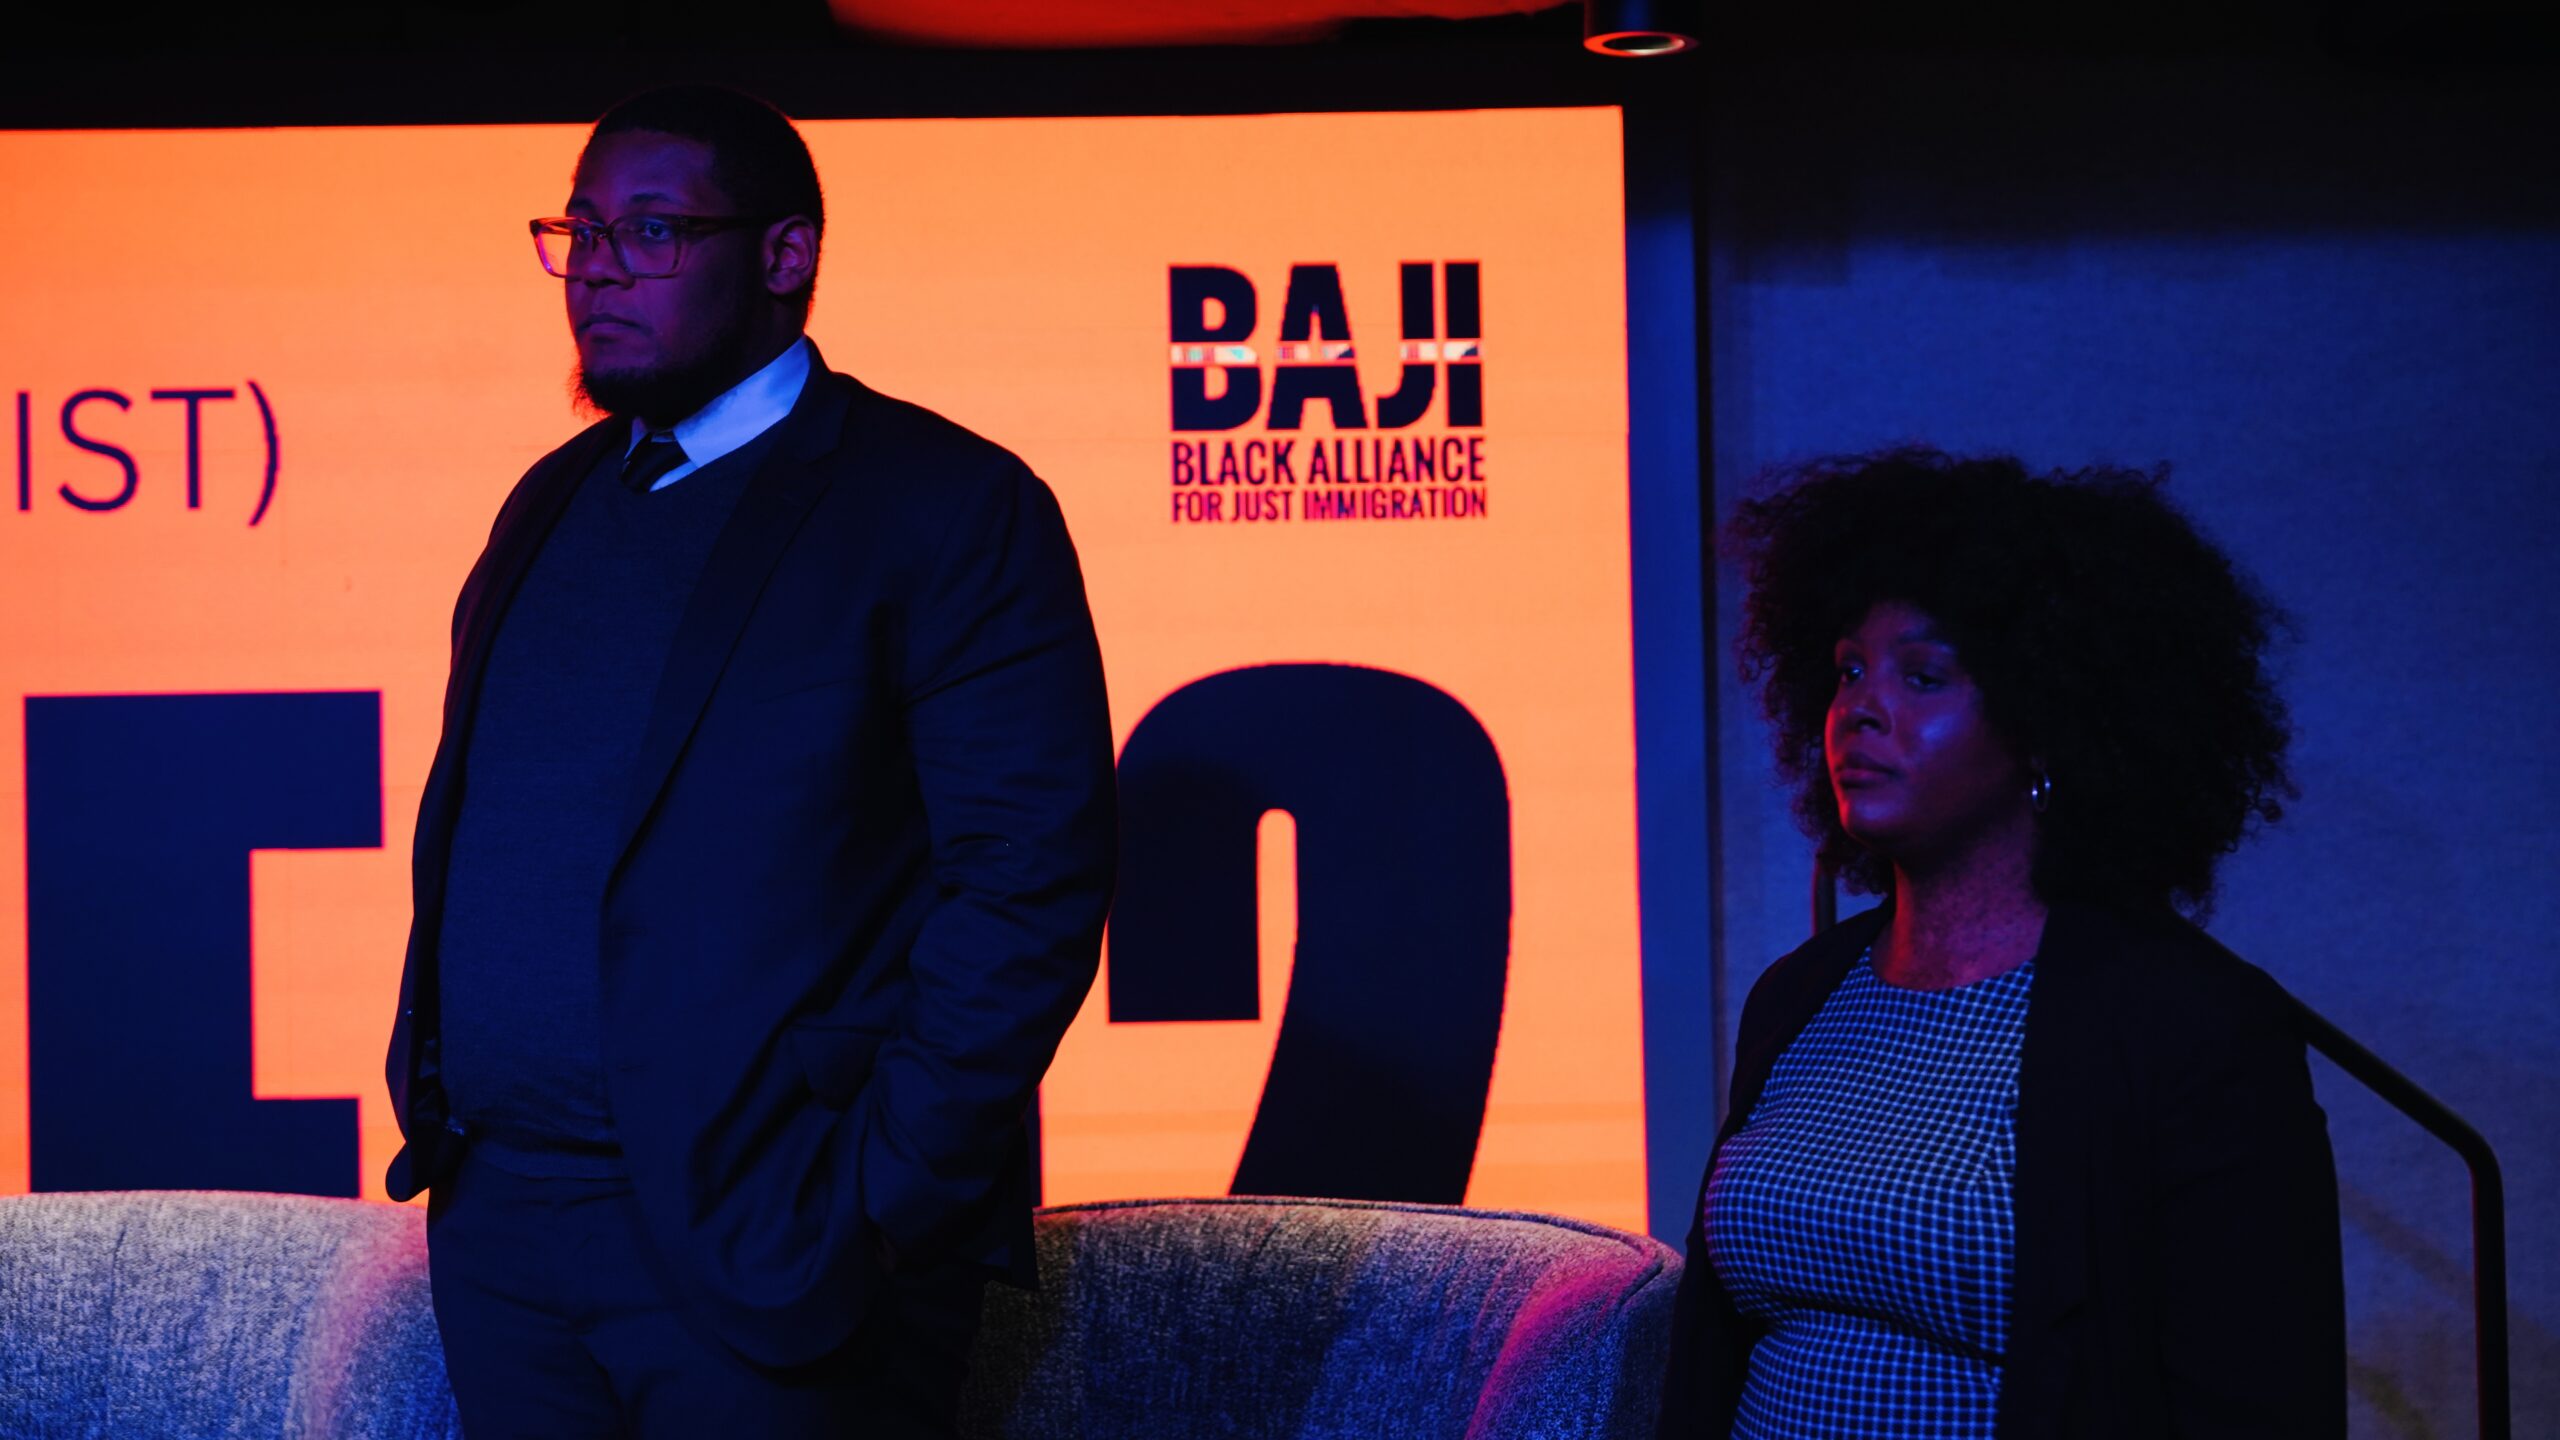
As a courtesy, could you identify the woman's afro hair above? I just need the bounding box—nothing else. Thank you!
[1727,448,2296,916]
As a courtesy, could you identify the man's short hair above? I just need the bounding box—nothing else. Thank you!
[589,85,825,314]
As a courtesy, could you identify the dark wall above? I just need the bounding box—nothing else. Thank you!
[1702,52,2560,1438]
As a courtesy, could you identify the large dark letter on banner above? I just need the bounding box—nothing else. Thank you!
[1268,264,1367,431]
[1445,261,1484,428]
[25,692,382,1195]
[1374,262,1439,430]
[1170,265,1261,431]
[1110,664,1510,1203]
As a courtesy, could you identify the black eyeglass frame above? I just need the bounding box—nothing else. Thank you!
[527,213,782,279]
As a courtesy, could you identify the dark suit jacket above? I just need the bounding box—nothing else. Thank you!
[1658,899,2346,1439]
[383,349,1118,1370]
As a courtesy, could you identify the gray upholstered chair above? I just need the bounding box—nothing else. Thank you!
[960,1196,1680,1440]
[0,1190,460,1439]
[0,1190,1678,1439]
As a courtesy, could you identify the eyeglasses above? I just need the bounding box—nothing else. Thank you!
[528,213,777,279]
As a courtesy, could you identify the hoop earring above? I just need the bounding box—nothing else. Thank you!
[2028,768,2053,815]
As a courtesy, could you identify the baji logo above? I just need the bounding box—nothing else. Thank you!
[11,383,281,526]
[1168,263,1481,432]
[1166,264,1487,527]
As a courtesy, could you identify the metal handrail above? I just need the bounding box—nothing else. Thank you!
[1809,865,2510,1438]
[2291,1001,2510,1440]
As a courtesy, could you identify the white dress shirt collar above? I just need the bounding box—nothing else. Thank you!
[624,335,814,492]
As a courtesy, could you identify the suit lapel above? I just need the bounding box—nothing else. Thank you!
[609,364,860,872]
[2000,900,2104,1436]
[1720,905,1885,1141]
[1678,904,1878,1353]
[2013,901,2100,1319]
[411,417,621,945]
[444,420,623,732]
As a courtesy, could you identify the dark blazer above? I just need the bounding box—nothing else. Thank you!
[383,349,1118,1370]
[1658,899,2346,1439]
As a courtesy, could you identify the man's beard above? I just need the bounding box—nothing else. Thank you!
[572,304,766,425]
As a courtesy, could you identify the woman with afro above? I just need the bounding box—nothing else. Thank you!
[1657,451,2344,1438]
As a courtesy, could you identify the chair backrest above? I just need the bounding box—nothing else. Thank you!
[962,1196,1682,1440]
[0,1190,1677,1440]
[0,1190,459,1440]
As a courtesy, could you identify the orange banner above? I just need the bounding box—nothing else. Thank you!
[0,109,1639,1230]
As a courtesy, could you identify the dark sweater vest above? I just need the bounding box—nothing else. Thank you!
[436,425,778,1177]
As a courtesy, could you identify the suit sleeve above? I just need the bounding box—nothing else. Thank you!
[2150,966,2348,1438]
[857,456,1118,1257]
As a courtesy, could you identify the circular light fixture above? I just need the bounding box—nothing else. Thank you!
[1583,0,1700,56]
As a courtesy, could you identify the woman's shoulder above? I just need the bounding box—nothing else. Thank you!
[2043,900,2310,1070]
[2056,901,2292,1001]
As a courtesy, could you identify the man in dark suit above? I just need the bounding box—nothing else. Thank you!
[381,85,1118,1437]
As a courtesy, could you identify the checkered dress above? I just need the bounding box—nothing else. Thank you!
[1703,947,2035,1438]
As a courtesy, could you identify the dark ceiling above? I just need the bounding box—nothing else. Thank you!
[7,0,2555,57]
[1,0,2549,135]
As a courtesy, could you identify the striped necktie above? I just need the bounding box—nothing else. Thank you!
[620,430,688,493]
